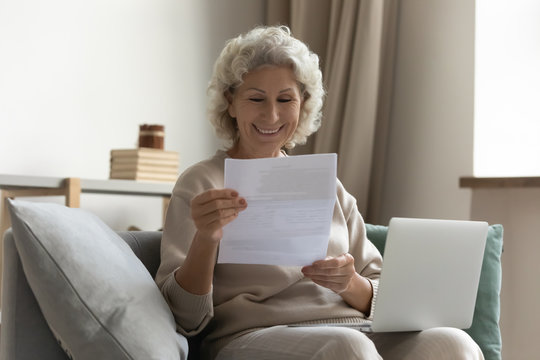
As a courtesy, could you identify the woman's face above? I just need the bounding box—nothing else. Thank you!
[227,65,303,158]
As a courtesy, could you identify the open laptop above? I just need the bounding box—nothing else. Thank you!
[290,217,488,332]
[355,217,488,332]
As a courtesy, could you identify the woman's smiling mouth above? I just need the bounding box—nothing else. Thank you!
[253,124,283,135]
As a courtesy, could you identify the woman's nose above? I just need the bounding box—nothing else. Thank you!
[263,102,279,123]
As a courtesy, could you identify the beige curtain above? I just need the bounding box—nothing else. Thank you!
[266,0,398,224]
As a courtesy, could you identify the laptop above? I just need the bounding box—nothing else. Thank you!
[356,217,488,332]
[291,217,488,333]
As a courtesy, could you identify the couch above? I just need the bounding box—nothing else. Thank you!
[0,200,503,360]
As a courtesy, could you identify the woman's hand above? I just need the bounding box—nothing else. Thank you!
[301,253,373,314]
[176,188,247,295]
[301,253,357,294]
[190,188,247,243]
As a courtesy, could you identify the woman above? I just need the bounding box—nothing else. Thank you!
[155,26,483,360]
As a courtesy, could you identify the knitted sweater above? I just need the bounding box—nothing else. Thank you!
[155,150,383,359]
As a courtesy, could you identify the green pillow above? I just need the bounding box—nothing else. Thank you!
[365,223,503,360]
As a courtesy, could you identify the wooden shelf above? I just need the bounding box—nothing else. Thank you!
[0,174,174,196]
[460,176,540,189]
[0,174,175,235]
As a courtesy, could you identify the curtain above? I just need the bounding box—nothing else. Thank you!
[266,0,398,224]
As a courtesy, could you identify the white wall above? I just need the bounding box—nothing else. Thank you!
[379,0,474,224]
[0,0,265,231]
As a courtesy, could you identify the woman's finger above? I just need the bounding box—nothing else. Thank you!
[192,188,238,206]
[302,254,354,276]
[198,211,240,234]
[190,188,247,238]
[192,197,245,218]
[311,253,353,269]
[191,189,246,218]
[193,206,242,228]
[302,253,357,294]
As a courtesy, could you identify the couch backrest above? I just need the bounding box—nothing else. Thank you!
[117,231,162,278]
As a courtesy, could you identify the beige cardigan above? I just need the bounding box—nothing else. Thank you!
[155,150,383,359]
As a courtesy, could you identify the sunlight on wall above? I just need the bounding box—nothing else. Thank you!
[475,0,540,176]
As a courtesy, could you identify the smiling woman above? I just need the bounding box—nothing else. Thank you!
[154,25,485,360]
[226,66,303,158]
[207,26,324,151]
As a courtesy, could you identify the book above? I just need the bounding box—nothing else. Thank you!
[110,163,178,173]
[110,157,179,167]
[109,148,180,182]
[109,170,178,182]
[110,148,179,161]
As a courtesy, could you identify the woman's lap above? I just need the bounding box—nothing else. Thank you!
[367,327,484,360]
[216,325,484,360]
[216,325,380,360]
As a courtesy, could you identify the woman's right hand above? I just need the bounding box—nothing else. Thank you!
[176,189,246,294]
[190,188,247,243]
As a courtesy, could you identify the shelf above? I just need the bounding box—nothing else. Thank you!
[0,174,174,196]
[459,176,540,189]
[0,174,175,235]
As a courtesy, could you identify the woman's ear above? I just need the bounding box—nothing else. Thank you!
[302,91,310,105]
[225,90,236,118]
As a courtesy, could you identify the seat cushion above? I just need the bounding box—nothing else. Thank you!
[366,223,503,360]
[7,199,187,360]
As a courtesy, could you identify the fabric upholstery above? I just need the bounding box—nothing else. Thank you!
[1,230,71,360]
[6,199,187,360]
[0,199,502,360]
[365,223,503,360]
[117,231,162,279]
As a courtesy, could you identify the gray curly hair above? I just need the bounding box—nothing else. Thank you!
[207,25,324,149]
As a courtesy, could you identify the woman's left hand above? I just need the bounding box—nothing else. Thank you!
[301,253,356,294]
[302,253,374,313]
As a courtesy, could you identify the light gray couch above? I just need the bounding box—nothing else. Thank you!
[1,229,187,360]
[1,200,503,360]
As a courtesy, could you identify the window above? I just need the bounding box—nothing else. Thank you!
[475,0,540,176]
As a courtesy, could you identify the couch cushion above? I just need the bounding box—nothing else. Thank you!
[7,199,187,360]
[365,223,503,360]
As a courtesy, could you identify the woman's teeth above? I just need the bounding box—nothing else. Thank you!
[255,126,280,134]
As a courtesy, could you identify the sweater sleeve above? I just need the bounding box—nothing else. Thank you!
[155,190,214,336]
[337,180,383,319]
[160,272,214,336]
[155,155,225,336]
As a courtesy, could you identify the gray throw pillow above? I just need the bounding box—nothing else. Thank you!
[7,199,187,360]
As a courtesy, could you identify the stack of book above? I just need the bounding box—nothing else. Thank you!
[109,148,179,182]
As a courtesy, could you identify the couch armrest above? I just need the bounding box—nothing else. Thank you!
[1,230,70,360]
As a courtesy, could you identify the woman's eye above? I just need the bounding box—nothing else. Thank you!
[249,98,264,103]
[278,98,292,103]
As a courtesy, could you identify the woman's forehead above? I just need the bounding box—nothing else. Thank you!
[238,66,299,88]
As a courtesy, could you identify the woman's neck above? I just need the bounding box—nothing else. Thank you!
[226,143,285,159]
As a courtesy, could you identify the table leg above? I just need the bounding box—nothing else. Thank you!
[64,178,81,208]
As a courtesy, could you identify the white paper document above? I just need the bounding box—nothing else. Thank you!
[218,153,337,266]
